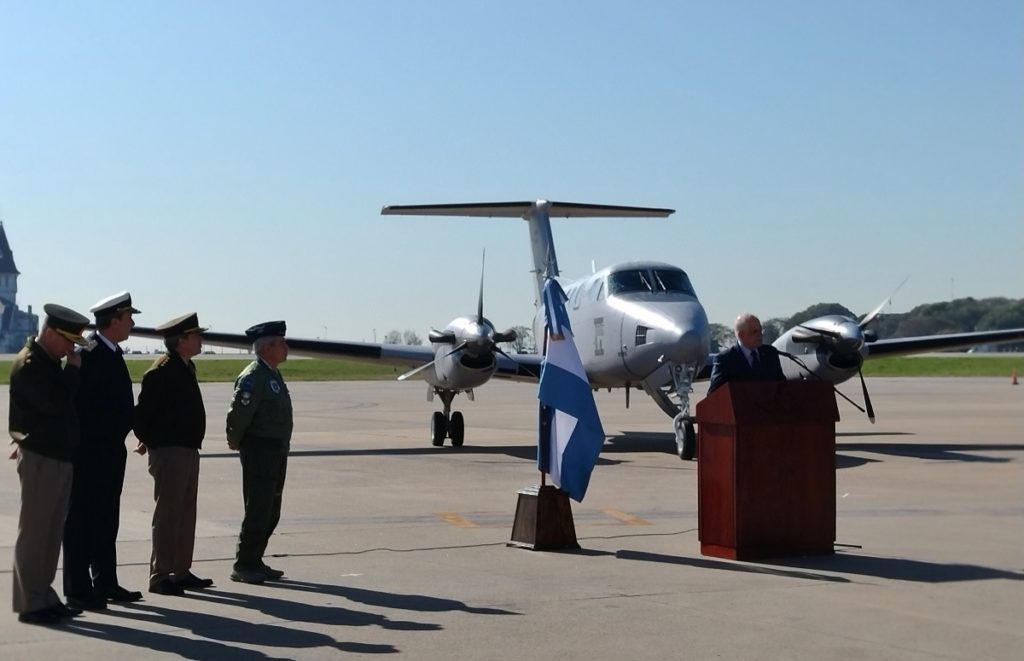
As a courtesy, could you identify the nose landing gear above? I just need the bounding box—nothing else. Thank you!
[429,389,465,447]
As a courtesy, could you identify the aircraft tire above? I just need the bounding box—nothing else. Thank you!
[449,411,465,447]
[431,412,447,446]
[675,415,697,461]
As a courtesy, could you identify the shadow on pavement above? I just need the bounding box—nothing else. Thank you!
[264,579,520,616]
[614,550,850,583]
[766,553,1024,583]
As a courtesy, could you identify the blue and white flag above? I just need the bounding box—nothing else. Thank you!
[537,278,605,502]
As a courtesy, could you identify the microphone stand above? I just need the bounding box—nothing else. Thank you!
[774,348,867,415]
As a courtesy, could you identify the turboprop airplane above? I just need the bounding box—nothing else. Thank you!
[129,199,1024,460]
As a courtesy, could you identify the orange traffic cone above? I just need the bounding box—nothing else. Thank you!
[1013,369,1019,385]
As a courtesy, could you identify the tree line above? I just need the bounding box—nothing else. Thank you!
[381,297,1023,353]
[710,297,1024,352]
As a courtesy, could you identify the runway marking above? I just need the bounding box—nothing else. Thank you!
[602,509,651,526]
[435,512,479,528]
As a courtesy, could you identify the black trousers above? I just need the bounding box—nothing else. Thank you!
[63,444,128,597]
[235,445,288,570]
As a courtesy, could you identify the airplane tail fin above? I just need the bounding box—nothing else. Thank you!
[381,200,674,305]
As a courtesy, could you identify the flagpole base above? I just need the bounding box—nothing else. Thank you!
[508,485,580,551]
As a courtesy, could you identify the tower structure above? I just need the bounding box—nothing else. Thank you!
[0,223,40,352]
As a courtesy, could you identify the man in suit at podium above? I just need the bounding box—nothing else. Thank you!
[708,313,785,394]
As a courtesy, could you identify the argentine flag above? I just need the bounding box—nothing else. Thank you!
[537,278,606,502]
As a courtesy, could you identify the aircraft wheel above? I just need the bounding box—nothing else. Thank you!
[449,411,465,447]
[675,415,697,461]
[431,412,447,447]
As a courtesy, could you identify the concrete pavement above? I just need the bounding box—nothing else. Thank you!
[0,377,1021,660]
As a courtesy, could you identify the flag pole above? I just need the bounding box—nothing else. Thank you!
[539,324,549,488]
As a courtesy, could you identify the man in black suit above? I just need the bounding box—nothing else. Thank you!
[707,313,785,394]
[63,291,143,610]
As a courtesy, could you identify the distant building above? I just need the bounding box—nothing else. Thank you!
[0,223,39,352]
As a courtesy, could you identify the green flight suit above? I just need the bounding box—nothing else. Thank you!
[226,359,293,571]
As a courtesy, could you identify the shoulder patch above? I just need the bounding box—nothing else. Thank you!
[240,375,254,390]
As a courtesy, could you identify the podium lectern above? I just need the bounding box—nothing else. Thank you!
[695,381,839,560]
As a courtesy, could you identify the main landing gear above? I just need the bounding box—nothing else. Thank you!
[430,389,465,447]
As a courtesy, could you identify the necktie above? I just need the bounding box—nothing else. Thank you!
[750,350,759,370]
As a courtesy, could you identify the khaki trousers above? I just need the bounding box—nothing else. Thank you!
[147,446,200,582]
[12,448,73,613]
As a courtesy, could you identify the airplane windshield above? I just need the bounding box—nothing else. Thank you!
[608,270,653,294]
[653,269,696,296]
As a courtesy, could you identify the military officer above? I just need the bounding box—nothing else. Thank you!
[63,291,143,610]
[134,312,214,596]
[226,321,293,584]
[10,305,89,625]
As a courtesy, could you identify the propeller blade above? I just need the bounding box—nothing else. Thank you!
[397,360,437,382]
[857,367,876,423]
[859,275,909,328]
[428,329,457,344]
[493,329,518,344]
[444,341,469,358]
[494,346,539,378]
[798,323,842,340]
[477,249,485,323]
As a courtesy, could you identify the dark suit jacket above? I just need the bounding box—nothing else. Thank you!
[707,344,785,394]
[75,334,134,450]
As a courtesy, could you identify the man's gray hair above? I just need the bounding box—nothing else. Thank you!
[253,335,275,354]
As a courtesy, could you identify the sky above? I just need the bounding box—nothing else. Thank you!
[1,0,1021,350]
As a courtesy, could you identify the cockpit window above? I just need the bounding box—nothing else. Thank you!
[653,269,696,296]
[607,270,653,295]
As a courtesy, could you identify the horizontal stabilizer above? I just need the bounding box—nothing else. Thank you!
[381,200,674,219]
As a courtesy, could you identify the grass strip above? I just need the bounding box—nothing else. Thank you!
[0,355,1019,385]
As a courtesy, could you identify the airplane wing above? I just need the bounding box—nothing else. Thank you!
[865,327,1024,357]
[130,327,544,381]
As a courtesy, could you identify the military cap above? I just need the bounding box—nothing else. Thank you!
[155,312,208,337]
[43,303,90,346]
[245,320,287,341]
[90,291,141,317]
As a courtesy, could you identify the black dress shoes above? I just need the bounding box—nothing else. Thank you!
[18,608,62,625]
[260,563,285,580]
[149,578,185,596]
[175,572,214,590]
[104,585,144,603]
[66,594,108,611]
[47,602,83,618]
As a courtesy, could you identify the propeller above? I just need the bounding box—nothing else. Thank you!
[396,249,518,382]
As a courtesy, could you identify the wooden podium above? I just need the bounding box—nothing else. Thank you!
[695,380,839,560]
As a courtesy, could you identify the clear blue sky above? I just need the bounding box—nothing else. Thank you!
[2,1,1021,349]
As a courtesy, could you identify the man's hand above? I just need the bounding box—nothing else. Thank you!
[133,441,147,456]
[66,351,82,368]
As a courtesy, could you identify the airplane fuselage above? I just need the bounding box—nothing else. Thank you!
[532,260,711,389]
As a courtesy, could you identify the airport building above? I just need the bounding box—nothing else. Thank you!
[0,223,39,352]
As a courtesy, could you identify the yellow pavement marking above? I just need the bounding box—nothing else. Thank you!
[602,508,651,526]
[435,512,479,528]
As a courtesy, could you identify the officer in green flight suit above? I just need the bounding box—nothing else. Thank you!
[226,320,293,584]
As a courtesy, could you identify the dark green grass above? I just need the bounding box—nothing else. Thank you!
[0,358,401,385]
[0,355,1019,385]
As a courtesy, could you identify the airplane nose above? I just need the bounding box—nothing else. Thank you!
[664,326,710,365]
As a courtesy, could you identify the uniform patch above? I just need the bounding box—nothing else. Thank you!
[240,376,254,390]
[240,392,252,407]
[270,379,281,394]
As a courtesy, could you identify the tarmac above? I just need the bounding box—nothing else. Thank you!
[0,377,1021,660]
